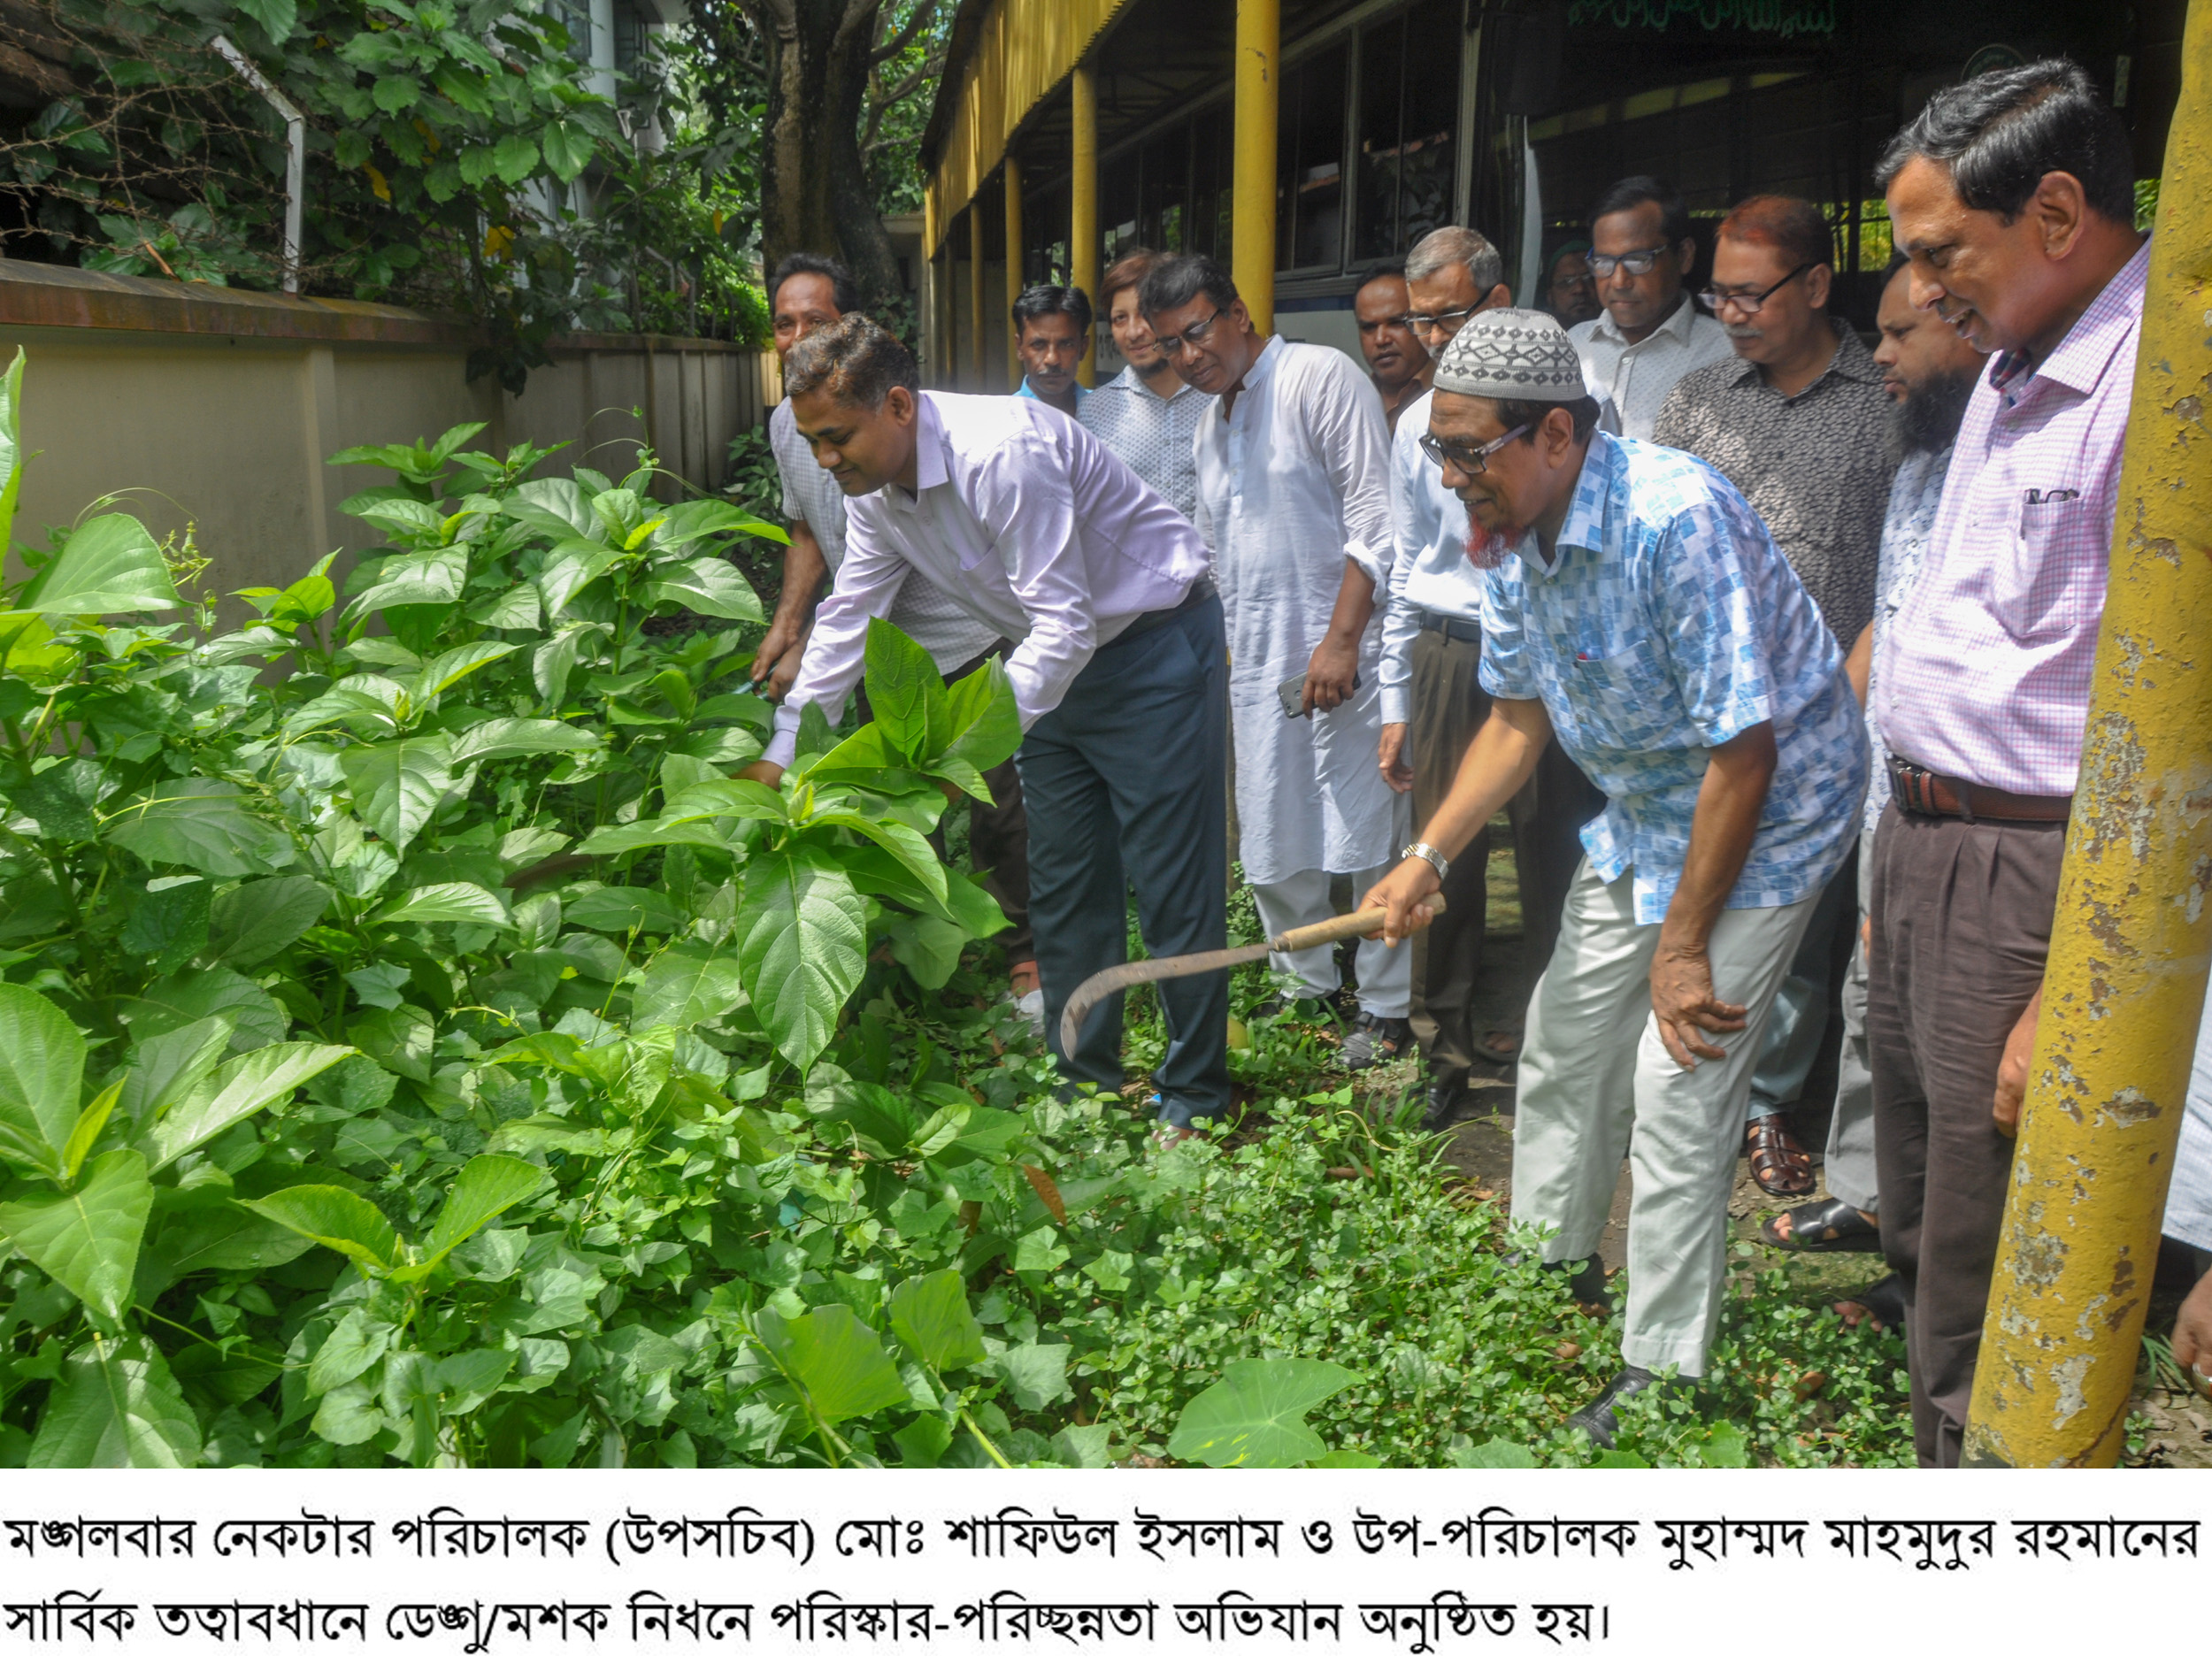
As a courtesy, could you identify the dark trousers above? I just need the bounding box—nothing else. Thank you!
[1867,802,2063,1468]
[1407,626,1602,1084]
[861,645,1033,965]
[1018,594,1231,1127]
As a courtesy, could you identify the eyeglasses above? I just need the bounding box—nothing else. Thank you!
[1152,306,1227,357]
[1419,423,1531,475]
[1699,263,1813,317]
[1586,245,1670,279]
[1405,306,1478,335]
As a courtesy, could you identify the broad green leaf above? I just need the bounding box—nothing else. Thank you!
[630,951,748,1031]
[533,622,595,706]
[1451,1437,1539,1468]
[138,1041,354,1174]
[654,498,788,547]
[535,537,621,617]
[342,733,456,850]
[658,776,788,824]
[59,1078,122,1181]
[308,1308,396,1396]
[419,1154,545,1266]
[942,869,1013,940]
[734,848,867,1070]
[932,654,1025,774]
[0,1149,152,1320]
[136,1189,311,1292]
[348,1004,435,1084]
[565,886,679,935]
[344,546,468,617]
[411,640,520,704]
[119,875,211,975]
[373,881,511,928]
[349,496,444,538]
[451,717,601,764]
[1315,1449,1384,1468]
[119,1016,232,1130]
[240,1184,405,1274]
[103,778,290,877]
[997,1341,1072,1412]
[491,131,539,184]
[750,1303,910,1429]
[644,556,764,622]
[0,349,23,558]
[887,1269,984,1374]
[540,119,593,182]
[812,812,947,905]
[204,876,332,966]
[120,967,287,1052]
[1167,1359,1360,1468]
[884,913,967,989]
[506,476,596,537]
[17,513,177,616]
[28,1335,200,1467]
[863,618,938,760]
[0,981,88,1179]
[468,581,541,630]
[234,0,298,38]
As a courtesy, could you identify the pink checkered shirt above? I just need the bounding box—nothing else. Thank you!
[1874,240,2149,798]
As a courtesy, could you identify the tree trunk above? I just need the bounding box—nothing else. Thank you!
[751,0,903,318]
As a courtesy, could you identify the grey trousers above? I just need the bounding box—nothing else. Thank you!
[1822,830,1878,1213]
[1019,594,1231,1128]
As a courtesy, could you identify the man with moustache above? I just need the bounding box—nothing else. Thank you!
[1080,247,1213,518]
[1569,176,1734,441]
[1866,60,2147,1467]
[1012,283,1093,418]
[1143,252,1409,1069]
[1363,310,1863,1443]
[1378,225,1605,1124]
[1654,196,1895,1200]
[1759,256,1988,1287]
[1353,258,1432,433]
[741,314,1230,1147]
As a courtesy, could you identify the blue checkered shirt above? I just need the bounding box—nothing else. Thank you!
[1479,431,1864,924]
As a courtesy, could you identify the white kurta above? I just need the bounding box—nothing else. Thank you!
[1192,338,1398,886]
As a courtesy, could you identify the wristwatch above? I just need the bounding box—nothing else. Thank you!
[1402,841,1450,884]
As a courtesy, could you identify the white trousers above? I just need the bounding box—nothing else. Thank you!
[1251,863,1412,1018]
[1510,862,1819,1377]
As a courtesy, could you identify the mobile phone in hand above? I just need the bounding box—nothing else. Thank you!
[1279,671,1358,718]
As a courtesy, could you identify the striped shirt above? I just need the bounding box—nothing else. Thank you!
[1079,363,1213,521]
[1570,291,1735,441]
[1873,240,2148,797]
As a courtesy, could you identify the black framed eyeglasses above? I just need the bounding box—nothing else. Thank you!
[1152,306,1227,357]
[1419,423,1531,475]
[1699,263,1814,316]
[1586,244,1671,278]
[1405,306,1478,336]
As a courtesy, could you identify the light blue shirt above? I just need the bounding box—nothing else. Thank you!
[1861,444,1953,834]
[1079,363,1213,521]
[1018,376,1088,415]
[1478,431,1864,925]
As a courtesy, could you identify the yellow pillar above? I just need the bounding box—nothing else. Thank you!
[1071,64,1100,385]
[969,200,987,392]
[1005,157,1025,387]
[1963,0,2212,1467]
[1232,0,1279,336]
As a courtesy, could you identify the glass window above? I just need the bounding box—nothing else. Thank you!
[1102,142,1141,267]
[1277,53,1347,272]
[1190,104,1233,259]
[1356,0,1462,260]
[1141,127,1190,252]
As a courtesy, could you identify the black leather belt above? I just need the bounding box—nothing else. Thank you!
[1886,755,2072,824]
[1417,609,1483,645]
[1112,575,1217,645]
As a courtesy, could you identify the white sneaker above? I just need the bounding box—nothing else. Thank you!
[1011,985,1046,1039]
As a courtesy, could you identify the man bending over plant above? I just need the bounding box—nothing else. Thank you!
[1364,310,1863,1445]
[741,313,1231,1147]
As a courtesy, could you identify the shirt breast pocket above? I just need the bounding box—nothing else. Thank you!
[1993,496,2100,642]
[1571,634,1671,749]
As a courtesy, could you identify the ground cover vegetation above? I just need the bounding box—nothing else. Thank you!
[0,351,1926,1468]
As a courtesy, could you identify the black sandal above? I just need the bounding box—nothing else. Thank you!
[1744,1111,1816,1197]
[1834,1272,1906,1332]
[1759,1196,1882,1254]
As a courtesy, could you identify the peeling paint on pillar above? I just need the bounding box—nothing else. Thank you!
[1963,0,2212,1468]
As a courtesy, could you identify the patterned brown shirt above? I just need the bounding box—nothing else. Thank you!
[1652,321,1897,650]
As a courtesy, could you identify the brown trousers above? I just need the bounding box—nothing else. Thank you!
[1866,801,2062,1467]
[858,643,1033,964]
[1407,627,1603,1083]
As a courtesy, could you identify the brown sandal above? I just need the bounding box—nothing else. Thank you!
[1744,1111,1816,1197]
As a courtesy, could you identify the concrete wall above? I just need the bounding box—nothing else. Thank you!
[0,260,775,602]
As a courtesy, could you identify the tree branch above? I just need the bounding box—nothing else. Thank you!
[871,0,940,65]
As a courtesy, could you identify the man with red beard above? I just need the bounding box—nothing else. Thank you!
[1363,309,1863,1446]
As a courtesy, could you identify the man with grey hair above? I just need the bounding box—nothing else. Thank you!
[1364,309,1863,1445]
[1381,224,1607,1126]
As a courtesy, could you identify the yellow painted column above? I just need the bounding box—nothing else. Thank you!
[1071,65,1100,385]
[1232,0,1279,335]
[969,200,987,392]
[1005,157,1026,385]
[1963,0,2212,1467]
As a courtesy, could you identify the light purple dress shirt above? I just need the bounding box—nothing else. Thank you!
[1874,241,2148,797]
[764,392,1210,767]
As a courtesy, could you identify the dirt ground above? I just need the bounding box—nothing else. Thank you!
[1416,824,2212,1467]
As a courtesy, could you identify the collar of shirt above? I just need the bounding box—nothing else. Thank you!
[1517,428,1624,579]
[887,394,954,508]
[1988,239,2151,403]
[1588,289,1700,349]
[1716,316,1883,396]
[1106,364,1202,404]
[1017,376,1087,411]
[1226,334,1285,409]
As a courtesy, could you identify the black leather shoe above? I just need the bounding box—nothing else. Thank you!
[1566,1367,1697,1449]
[1422,1076,1467,1131]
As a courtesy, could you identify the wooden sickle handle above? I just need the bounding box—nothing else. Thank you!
[1270,892,1446,953]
